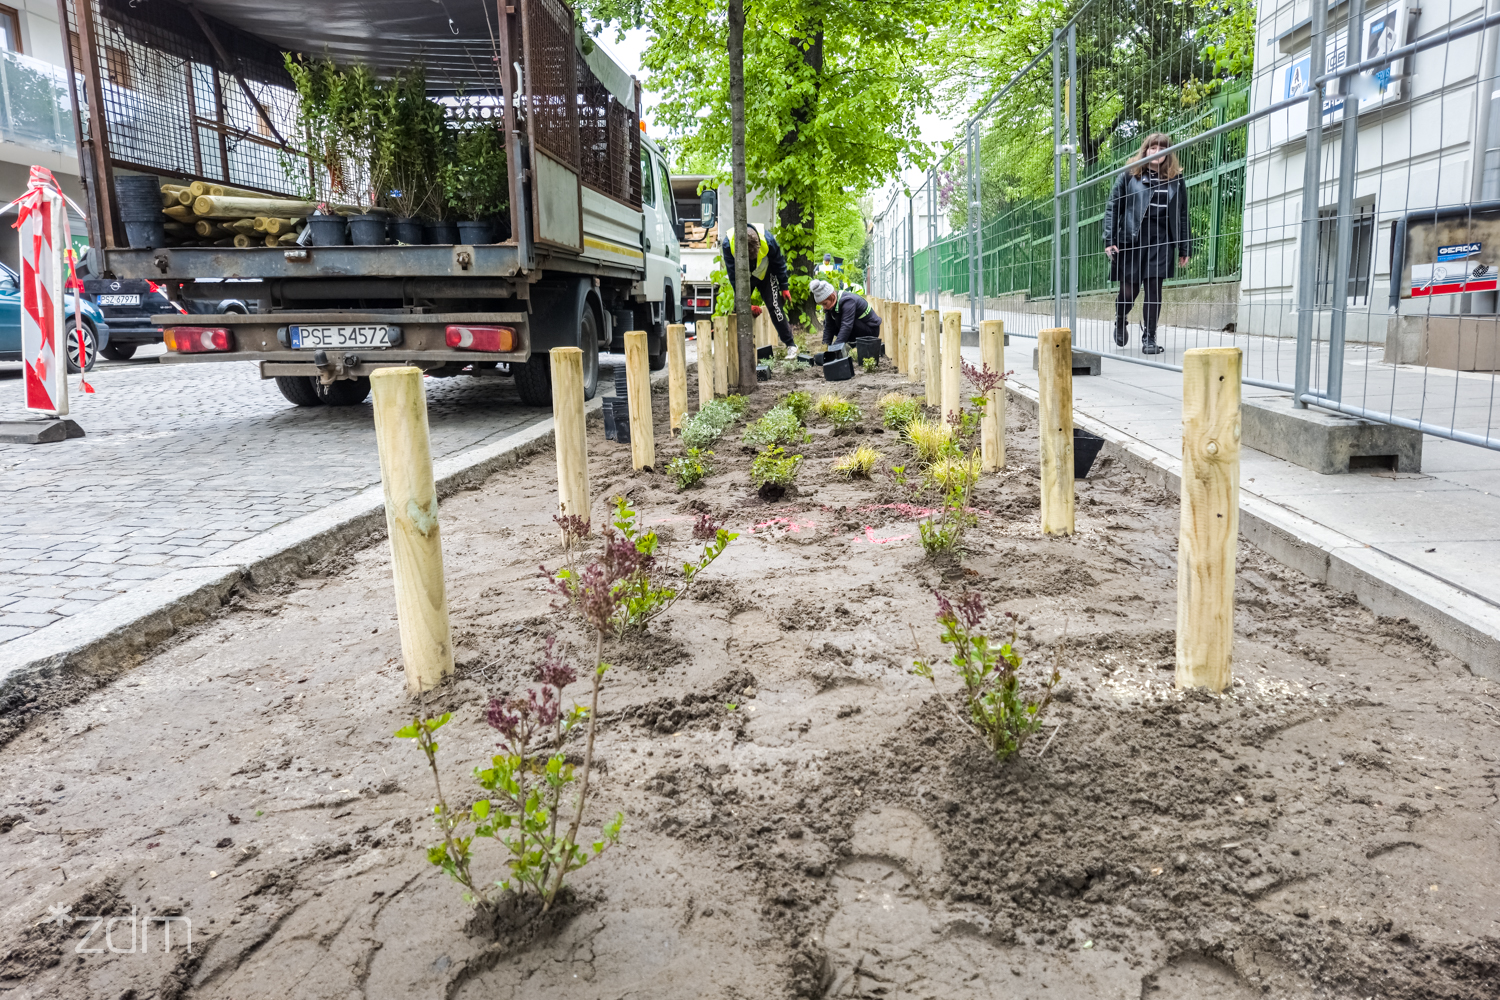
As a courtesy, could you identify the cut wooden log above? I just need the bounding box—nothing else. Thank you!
[193,194,321,219]
[188,181,271,199]
[160,185,193,207]
[162,205,200,222]
[255,216,299,235]
[232,234,254,248]
[226,219,258,235]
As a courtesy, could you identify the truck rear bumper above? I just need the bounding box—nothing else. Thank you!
[154,350,528,377]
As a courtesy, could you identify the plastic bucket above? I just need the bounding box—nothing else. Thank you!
[855,337,883,363]
[823,356,854,381]
[456,219,495,245]
[390,218,424,245]
[305,214,349,246]
[347,214,388,246]
[424,221,460,245]
[1074,428,1105,479]
[114,174,162,221]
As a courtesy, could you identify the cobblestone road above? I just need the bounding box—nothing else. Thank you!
[0,354,563,650]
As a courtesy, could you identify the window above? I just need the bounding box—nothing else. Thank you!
[1314,201,1375,306]
[639,151,655,207]
[657,160,675,225]
[0,5,20,53]
[104,46,133,89]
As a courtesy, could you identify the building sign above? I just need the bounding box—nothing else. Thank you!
[1411,242,1496,297]
[1281,2,1405,125]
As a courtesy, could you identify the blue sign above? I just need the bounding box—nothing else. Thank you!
[1437,242,1481,261]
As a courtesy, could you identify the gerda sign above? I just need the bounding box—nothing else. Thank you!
[1411,242,1497,297]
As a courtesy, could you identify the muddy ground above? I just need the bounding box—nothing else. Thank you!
[0,357,1497,1000]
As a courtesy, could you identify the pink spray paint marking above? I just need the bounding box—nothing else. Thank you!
[854,525,912,545]
[750,516,818,535]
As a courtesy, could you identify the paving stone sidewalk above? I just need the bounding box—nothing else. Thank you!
[0,359,559,650]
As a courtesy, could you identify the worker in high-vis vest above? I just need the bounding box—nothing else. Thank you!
[721,224,797,357]
[810,278,881,348]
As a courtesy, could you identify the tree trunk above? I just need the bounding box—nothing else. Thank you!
[729,0,758,391]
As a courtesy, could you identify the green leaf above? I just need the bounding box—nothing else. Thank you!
[472,798,491,820]
[394,723,419,739]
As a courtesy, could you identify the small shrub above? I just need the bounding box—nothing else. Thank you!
[862,357,877,373]
[724,394,750,418]
[912,590,1060,762]
[878,393,920,430]
[905,416,952,463]
[919,452,979,557]
[780,390,813,423]
[750,444,803,498]
[681,397,742,448]
[666,448,711,490]
[743,404,810,447]
[816,392,862,431]
[925,452,979,491]
[814,392,849,418]
[833,445,882,479]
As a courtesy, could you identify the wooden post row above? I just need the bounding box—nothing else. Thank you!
[907,303,922,384]
[698,319,715,410]
[713,316,730,396]
[941,310,962,425]
[980,319,1006,472]
[624,330,655,470]
[923,309,941,405]
[550,347,591,524]
[667,322,687,433]
[1177,347,1242,693]
[1036,328,1075,535]
[370,366,454,695]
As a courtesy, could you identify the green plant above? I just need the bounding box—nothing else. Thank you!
[283,54,381,202]
[912,591,1060,762]
[780,390,813,423]
[815,392,862,431]
[905,416,952,463]
[666,448,712,490]
[440,113,508,219]
[681,397,745,448]
[925,452,979,492]
[374,64,446,219]
[919,450,979,557]
[551,498,737,638]
[833,445,882,479]
[879,393,922,432]
[750,444,803,497]
[743,404,810,447]
[862,357,877,373]
[889,464,910,487]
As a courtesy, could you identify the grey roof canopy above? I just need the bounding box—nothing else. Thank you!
[183,0,512,88]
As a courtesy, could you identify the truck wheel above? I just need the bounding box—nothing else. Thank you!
[649,345,667,371]
[275,375,325,407]
[515,307,600,406]
[320,377,372,406]
[101,342,137,361]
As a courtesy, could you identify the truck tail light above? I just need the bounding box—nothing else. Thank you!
[164,327,233,353]
[446,325,516,352]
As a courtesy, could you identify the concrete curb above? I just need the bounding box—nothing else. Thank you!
[1005,383,1500,680]
[0,375,648,700]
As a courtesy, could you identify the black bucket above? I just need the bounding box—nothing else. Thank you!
[123,220,165,249]
[1074,428,1105,479]
[390,217,424,244]
[456,219,495,245]
[603,397,618,440]
[855,337,883,363]
[756,344,774,361]
[305,214,349,246]
[823,356,854,381]
[114,174,162,220]
[424,220,460,245]
[347,214,388,245]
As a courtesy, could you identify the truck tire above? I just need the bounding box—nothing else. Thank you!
[276,375,325,407]
[101,342,137,361]
[321,377,372,406]
[516,306,600,406]
[648,345,667,371]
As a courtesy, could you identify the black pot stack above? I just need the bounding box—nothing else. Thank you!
[605,364,630,443]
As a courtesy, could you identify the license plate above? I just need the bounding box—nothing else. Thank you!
[289,325,395,349]
[97,294,140,306]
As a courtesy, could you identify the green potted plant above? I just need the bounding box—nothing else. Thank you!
[440,112,507,244]
[373,65,444,245]
[283,54,381,245]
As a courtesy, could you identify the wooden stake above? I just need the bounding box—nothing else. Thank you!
[550,347,591,524]
[624,330,656,470]
[941,310,962,426]
[369,367,454,695]
[713,316,730,397]
[923,309,941,404]
[698,322,715,411]
[725,313,741,390]
[1037,327,1075,536]
[667,322,688,433]
[1176,347,1242,693]
[907,304,923,383]
[980,319,1006,472]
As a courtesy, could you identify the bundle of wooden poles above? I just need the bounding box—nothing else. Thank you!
[156,181,368,248]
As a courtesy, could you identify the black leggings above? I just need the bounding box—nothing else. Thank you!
[1116,276,1164,334]
[753,274,796,346]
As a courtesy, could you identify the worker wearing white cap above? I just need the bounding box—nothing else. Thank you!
[811,279,881,349]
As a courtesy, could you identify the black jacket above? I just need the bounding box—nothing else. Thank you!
[721,229,790,288]
[821,290,881,346]
[1102,169,1191,258]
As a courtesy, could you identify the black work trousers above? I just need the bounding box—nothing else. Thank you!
[753,273,795,346]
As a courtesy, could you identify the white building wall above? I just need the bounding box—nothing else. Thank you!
[1240,0,1494,341]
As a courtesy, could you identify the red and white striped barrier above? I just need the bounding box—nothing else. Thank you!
[7,166,86,416]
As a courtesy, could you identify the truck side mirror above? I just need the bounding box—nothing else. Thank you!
[700,189,717,229]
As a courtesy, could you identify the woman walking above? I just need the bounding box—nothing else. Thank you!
[1103,133,1192,355]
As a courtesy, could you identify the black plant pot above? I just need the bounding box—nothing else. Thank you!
[424,221,460,245]
[123,220,166,249]
[305,214,349,246]
[756,344,775,361]
[456,219,495,245]
[1074,428,1105,479]
[855,336,883,363]
[390,217,425,245]
[114,174,162,221]
[823,356,854,381]
[347,214,388,246]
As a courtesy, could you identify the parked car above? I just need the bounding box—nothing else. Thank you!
[0,260,110,372]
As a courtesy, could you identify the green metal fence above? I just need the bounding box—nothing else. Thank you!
[914,85,1247,301]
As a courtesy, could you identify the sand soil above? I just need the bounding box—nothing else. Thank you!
[0,359,1497,1000]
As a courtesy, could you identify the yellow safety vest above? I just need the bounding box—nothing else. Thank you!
[729,224,770,280]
